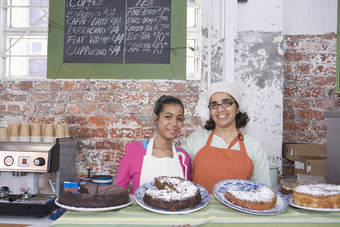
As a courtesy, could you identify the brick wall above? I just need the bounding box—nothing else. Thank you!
[0,80,203,179]
[282,33,340,176]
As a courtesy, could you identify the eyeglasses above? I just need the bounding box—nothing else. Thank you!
[208,100,235,109]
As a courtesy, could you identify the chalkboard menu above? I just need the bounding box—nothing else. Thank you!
[64,0,171,63]
[47,0,186,79]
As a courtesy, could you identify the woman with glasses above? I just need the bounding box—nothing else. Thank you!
[181,82,271,193]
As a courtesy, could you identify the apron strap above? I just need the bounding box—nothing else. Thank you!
[238,133,246,152]
[145,137,154,156]
[226,130,244,150]
[206,130,215,146]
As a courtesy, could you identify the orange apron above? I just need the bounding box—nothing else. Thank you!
[193,130,254,193]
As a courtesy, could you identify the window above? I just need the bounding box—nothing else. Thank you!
[187,0,201,80]
[1,0,49,78]
[0,0,201,79]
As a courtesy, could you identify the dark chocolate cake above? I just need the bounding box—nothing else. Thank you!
[58,183,129,208]
[143,176,202,211]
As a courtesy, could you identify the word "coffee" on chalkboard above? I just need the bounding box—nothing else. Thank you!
[64,0,171,63]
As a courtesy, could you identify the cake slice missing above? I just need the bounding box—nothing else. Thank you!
[143,176,202,211]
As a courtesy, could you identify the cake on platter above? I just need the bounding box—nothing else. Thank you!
[143,176,202,211]
[58,183,129,208]
[224,185,277,210]
[293,184,340,209]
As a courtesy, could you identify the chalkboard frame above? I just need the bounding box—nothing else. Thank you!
[47,0,186,79]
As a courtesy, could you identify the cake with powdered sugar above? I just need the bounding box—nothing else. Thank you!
[293,184,340,208]
[143,176,202,211]
[224,185,277,210]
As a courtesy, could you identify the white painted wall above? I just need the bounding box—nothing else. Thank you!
[237,0,337,34]
[237,0,283,32]
[283,0,337,35]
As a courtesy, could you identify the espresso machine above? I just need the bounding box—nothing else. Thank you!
[0,138,76,216]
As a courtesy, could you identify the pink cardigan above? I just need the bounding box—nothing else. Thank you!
[114,140,192,194]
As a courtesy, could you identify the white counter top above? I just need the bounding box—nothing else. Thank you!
[0,215,54,227]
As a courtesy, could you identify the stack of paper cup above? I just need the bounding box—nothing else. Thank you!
[7,124,12,136]
[53,124,57,135]
[43,124,55,142]
[63,123,70,137]
[0,127,8,141]
[9,123,20,141]
[19,123,30,142]
[30,124,42,142]
[55,124,65,138]
[3,122,70,142]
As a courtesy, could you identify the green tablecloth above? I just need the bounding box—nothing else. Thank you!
[50,196,340,227]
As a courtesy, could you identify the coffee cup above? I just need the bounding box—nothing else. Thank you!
[7,123,13,135]
[43,124,55,142]
[9,123,19,141]
[55,124,65,138]
[19,123,30,142]
[63,123,70,138]
[31,124,42,142]
[0,127,8,141]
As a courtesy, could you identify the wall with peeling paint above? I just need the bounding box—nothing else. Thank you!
[235,0,284,167]
[199,0,285,169]
[235,31,284,167]
[198,0,338,173]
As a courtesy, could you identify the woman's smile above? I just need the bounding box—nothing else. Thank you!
[216,113,228,119]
